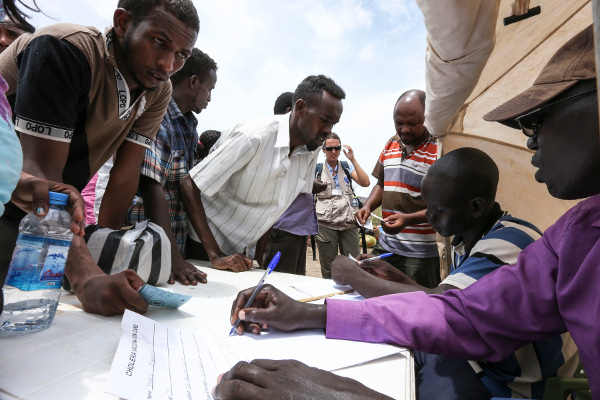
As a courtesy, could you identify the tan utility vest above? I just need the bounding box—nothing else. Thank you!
[315,160,358,230]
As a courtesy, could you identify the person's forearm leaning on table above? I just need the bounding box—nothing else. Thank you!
[179,174,252,272]
[138,175,207,285]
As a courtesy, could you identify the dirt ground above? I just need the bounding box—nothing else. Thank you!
[305,244,323,278]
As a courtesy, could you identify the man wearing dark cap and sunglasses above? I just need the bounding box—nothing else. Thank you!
[213,25,600,400]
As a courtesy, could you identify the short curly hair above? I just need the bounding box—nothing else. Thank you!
[117,0,199,32]
[196,130,221,160]
[170,48,217,85]
[273,92,293,115]
[292,75,345,108]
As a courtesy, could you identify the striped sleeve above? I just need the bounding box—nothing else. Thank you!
[372,158,384,180]
[372,137,395,180]
[443,221,542,290]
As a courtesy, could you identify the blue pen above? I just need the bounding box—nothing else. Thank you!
[359,252,393,265]
[229,251,281,336]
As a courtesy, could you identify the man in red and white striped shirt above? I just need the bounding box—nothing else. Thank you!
[356,90,440,288]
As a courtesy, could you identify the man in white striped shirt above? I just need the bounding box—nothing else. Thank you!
[180,75,345,272]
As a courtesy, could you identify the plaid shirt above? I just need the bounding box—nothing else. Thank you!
[127,98,198,254]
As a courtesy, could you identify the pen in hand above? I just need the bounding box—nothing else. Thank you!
[229,251,281,336]
[359,252,393,266]
[369,213,384,222]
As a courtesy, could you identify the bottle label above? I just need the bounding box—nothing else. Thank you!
[5,234,71,291]
[40,244,69,282]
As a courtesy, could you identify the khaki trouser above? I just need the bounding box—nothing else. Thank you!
[316,224,360,279]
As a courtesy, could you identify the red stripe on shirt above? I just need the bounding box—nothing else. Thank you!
[383,180,421,193]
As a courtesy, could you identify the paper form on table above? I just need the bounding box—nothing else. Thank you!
[106,310,404,400]
[198,322,404,372]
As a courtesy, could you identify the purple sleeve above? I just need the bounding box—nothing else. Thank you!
[327,209,572,362]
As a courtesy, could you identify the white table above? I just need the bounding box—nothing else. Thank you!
[0,262,414,399]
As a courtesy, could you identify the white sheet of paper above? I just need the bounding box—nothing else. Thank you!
[105,310,217,400]
[198,322,404,372]
[106,311,404,400]
[355,216,374,230]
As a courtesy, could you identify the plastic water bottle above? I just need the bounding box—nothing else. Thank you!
[0,192,73,332]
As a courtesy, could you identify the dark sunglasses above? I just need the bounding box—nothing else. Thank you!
[324,145,342,151]
[514,87,597,137]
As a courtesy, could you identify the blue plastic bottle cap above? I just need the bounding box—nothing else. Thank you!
[48,191,69,206]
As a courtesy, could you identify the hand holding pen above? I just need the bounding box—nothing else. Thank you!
[229,283,328,335]
[357,252,393,266]
[229,252,281,335]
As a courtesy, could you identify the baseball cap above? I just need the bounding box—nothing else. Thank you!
[483,24,596,128]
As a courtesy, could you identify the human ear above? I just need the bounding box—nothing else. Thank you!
[470,198,486,218]
[294,99,306,117]
[189,75,198,90]
[113,9,133,38]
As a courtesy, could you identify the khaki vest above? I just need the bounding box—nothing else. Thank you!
[315,161,357,230]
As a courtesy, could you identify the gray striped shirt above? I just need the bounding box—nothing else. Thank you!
[188,114,318,257]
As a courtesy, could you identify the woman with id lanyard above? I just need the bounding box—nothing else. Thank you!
[315,133,370,279]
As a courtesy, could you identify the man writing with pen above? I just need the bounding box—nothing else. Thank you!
[230,252,280,335]
[331,147,575,397]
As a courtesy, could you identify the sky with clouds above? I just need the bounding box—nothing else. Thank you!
[28,0,427,196]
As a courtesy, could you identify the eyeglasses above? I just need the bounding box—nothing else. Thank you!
[514,87,597,137]
[324,146,342,151]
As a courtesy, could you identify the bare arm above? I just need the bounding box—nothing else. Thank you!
[179,175,252,272]
[332,256,453,298]
[355,179,383,225]
[343,145,370,187]
[98,141,146,229]
[65,235,148,316]
[18,136,148,315]
[138,175,207,285]
[20,134,69,183]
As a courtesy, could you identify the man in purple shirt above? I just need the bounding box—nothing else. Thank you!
[212,26,599,400]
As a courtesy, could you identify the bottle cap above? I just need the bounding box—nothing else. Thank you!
[49,191,69,206]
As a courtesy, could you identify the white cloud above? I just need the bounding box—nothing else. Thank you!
[295,0,372,39]
[358,44,374,63]
[373,0,417,21]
